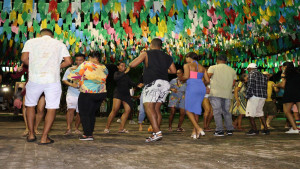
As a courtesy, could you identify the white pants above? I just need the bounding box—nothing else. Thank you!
[25,81,62,109]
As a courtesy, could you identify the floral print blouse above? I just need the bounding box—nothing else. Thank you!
[68,61,108,93]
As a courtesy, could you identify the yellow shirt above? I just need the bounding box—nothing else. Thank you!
[266,81,275,101]
[208,63,237,99]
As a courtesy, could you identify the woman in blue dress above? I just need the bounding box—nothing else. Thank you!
[181,52,210,139]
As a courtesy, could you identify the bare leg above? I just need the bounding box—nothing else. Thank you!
[26,106,36,140]
[144,102,160,133]
[266,115,275,128]
[119,101,131,131]
[75,113,81,130]
[283,103,297,130]
[178,108,185,128]
[168,107,176,130]
[155,102,163,128]
[105,99,122,129]
[40,109,56,143]
[65,109,75,133]
[249,117,257,131]
[186,111,202,137]
[259,116,268,130]
[22,96,28,136]
[202,98,210,129]
[35,96,45,134]
[237,114,244,129]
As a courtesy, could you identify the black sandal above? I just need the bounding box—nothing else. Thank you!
[26,135,37,142]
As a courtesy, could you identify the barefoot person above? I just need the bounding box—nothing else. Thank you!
[68,51,108,141]
[104,62,142,133]
[62,53,85,135]
[129,38,176,142]
[21,28,72,144]
[168,69,186,132]
[181,52,209,139]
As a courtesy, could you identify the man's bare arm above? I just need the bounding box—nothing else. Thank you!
[129,52,147,68]
[21,52,29,65]
[61,57,72,69]
[168,63,176,74]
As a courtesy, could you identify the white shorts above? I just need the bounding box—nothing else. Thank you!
[246,96,266,117]
[142,79,170,103]
[25,81,62,109]
[66,94,79,113]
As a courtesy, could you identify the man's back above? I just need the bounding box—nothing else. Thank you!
[208,63,237,99]
[143,50,173,85]
[22,36,70,84]
[247,70,268,98]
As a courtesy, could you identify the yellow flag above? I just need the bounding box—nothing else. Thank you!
[17,14,23,25]
[55,24,62,35]
[41,19,47,29]
[25,0,33,13]
[10,10,17,21]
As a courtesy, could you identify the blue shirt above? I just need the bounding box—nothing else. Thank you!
[62,68,80,97]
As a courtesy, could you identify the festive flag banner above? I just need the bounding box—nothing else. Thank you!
[0,0,299,73]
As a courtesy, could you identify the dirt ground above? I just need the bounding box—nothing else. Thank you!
[0,115,299,169]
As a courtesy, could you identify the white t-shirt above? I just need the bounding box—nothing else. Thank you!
[22,35,70,84]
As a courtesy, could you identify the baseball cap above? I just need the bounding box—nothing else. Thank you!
[246,63,257,70]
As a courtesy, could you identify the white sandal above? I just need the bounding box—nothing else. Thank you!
[145,131,163,143]
[104,129,110,134]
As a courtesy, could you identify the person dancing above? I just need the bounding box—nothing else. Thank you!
[104,62,142,133]
[274,62,300,134]
[129,38,176,142]
[181,52,209,139]
[68,51,108,141]
[168,69,187,132]
[21,29,72,144]
[62,53,85,135]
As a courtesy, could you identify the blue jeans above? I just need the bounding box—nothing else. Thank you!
[209,97,234,131]
[138,95,146,124]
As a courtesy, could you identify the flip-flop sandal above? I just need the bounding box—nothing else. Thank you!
[118,129,129,133]
[22,130,29,137]
[64,130,72,135]
[26,135,37,142]
[38,141,53,145]
[104,129,110,134]
[176,128,185,132]
[47,136,54,143]
[35,130,42,135]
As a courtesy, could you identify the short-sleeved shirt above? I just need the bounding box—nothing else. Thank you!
[62,68,80,97]
[246,69,268,99]
[68,61,108,93]
[208,63,237,99]
[143,50,173,85]
[266,81,275,101]
[22,35,70,84]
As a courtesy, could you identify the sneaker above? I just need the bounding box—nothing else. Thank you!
[116,119,121,123]
[285,128,300,134]
[129,120,137,124]
[246,129,259,135]
[226,130,233,136]
[79,135,94,141]
[214,131,225,136]
[261,129,270,135]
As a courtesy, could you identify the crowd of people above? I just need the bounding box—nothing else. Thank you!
[12,28,300,144]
